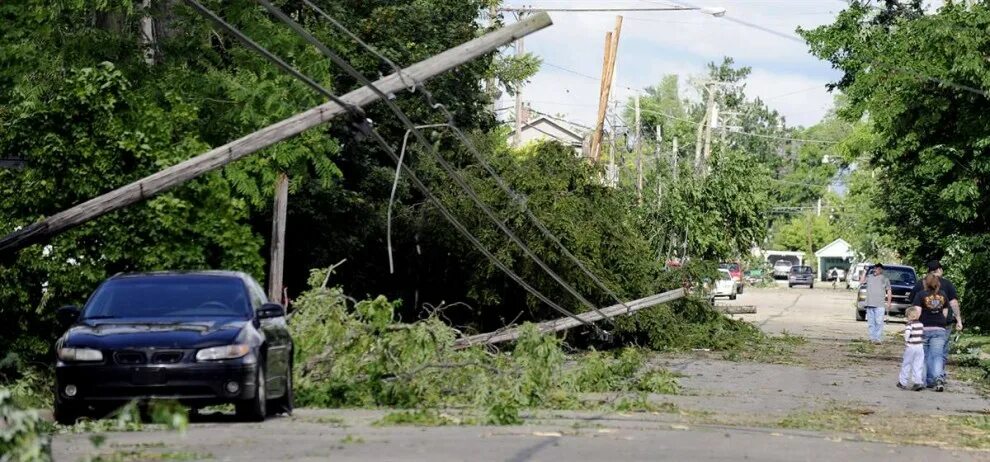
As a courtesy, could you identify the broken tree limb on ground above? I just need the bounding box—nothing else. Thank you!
[715,305,757,314]
[0,12,553,257]
[453,288,687,348]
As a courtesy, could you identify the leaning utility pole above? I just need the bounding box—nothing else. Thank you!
[267,173,289,303]
[694,82,717,173]
[635,94,642,204]
[590,16,622,162]
[0,12,554,256]
[513,34,525,146]
[655,125,663,202]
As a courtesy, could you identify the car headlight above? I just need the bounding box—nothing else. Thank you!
[58,347,103,362]
[196,344,250,361]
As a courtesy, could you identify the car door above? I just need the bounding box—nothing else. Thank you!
[246,278,291,397]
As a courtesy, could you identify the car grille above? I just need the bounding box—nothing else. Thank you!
[114,351,146,365]
[151,351,184,364]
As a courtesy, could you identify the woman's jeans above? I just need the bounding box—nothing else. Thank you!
[923,328,948,386]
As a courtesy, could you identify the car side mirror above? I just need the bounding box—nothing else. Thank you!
[257,303,286,320]
[56,305,80,326]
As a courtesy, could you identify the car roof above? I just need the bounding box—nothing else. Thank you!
[870,264,915,271]
[109,270,252,281]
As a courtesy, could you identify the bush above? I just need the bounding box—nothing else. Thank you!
[0,388,53,462]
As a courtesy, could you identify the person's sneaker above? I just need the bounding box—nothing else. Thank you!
[896,382,908,390]
[934,378,945,392]
[911,384,925,391]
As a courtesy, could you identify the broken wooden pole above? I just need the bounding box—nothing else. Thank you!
[715,305,757,315]
[0,12,554,256]
[453,288,686,348]
[267,172,289,303]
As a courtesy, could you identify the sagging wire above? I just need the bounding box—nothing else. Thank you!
[186,0,600,333]
[258,0,613,337]
[300,0,634,322]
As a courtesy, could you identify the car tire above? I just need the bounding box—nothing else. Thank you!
[856,310,866,322]
[810,284,814,289]
[737,285,744,295]
[270,359,293,416]
[54,399,81,426]
[236,365,266,422]
[788,284,793,288]
[729,293,737,301]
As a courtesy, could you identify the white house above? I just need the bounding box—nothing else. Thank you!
[508,114,588,155]
[815,238,856,281]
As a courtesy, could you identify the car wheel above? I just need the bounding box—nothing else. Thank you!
[788,284,793,288]
[729,293,737,301]
[236,365,266,422]
[737,285,744,295]
[270,359,293,416]
[54,399,81,426]
[856,310,866,322]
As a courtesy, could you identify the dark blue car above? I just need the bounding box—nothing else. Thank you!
[53,271,293,424]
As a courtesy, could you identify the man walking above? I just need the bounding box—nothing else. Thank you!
[912,260,962,363]
[864,263,892,344]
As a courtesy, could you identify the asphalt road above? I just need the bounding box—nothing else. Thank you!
[53,287,990,461]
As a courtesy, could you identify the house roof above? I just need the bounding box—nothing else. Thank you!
[509,116,586,144]
[815,238,855,258]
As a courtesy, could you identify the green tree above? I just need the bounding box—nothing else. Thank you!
[801,1,990,327]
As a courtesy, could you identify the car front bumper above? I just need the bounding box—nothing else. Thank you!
[856,301,912,316]
[55,361,258,406]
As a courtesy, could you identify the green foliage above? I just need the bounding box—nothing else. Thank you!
[635,369,681,395]
[802,1,990,328]
[0,389,52,462]
[570,348,645,393]
[281,276,790,425]
[612,297,767,352]
[373,409,459,427]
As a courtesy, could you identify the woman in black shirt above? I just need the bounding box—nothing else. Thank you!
[911,274,949,391]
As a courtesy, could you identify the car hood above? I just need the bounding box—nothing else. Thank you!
[62,318,248,350]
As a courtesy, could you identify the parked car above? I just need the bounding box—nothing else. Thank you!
[846,263,870,290]
[826,267,847,282]
[719,262,744,294]
[855,264,918,321]
[772,260,794,279]
[711,269,738,300]
[788,265,815,288]
[745,268,765,285]
[53,271,294,424]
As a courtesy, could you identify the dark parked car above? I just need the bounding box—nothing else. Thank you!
[53,271,293,424]
[855,264,917,321]
[788,265,815,288]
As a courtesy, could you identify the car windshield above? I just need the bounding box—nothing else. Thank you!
[879,268,916,286]
[719,271,732,280]
[791,266,813,274]
[719,263,740,272]
[82,275,251,319]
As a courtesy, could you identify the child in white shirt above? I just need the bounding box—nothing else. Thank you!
[897,306,925,391]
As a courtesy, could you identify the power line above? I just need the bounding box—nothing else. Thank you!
[299,0,637,320]
[657,0,990,99]
[264,0,625,332]
[189,0,599,332]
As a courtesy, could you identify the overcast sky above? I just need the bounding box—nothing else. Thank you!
[498,0,857,129]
